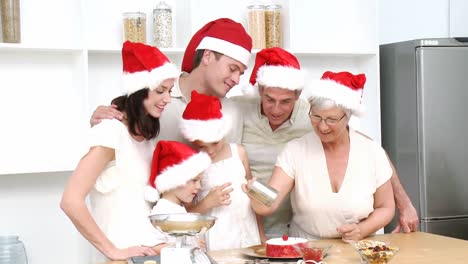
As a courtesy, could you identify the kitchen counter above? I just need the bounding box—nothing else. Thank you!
[105,232,468,264]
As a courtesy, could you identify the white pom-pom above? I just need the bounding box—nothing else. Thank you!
[144,185,160,203]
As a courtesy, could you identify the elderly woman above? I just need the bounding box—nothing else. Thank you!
[244,71,395,241]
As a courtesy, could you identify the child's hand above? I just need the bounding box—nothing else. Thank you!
[241,177,256,194]
[205,182,233,208]
[197,238,207,251]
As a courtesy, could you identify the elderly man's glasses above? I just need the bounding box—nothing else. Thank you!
[309,112,346,126]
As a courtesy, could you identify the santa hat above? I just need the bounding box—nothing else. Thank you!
[243,48,305,96]
[181,18,252,73]
[144,140,211,202]
[122,41,179,95]
[303,71,367,116]
[179,90,231,143]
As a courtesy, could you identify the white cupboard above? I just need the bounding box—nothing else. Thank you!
[0,0,380,174]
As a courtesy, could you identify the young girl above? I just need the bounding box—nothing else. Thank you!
[179,90,264,250]
[60,41,179,263]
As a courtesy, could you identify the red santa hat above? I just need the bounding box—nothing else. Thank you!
[122,41,179,95]
[179,90,231,143]
[181,18,252,73]
[243,48,305,96]
[303,71,367,116]
[145,140,211,202]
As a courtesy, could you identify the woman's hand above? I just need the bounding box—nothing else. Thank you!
[108,245,158,260]
[336,223,362,242]
[90,104,123,126]
[197,238,207,251]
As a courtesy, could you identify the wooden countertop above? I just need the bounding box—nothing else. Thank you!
[106,232,468,264]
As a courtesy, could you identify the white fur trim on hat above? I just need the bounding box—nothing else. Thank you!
[179,115,232,143]
[144,185,160,203]
[241,83,260,97]
[256,65,305,90]
[197,36,251,67]
[303,79,364,116]
[155,151,211,193]
[123,62,179,95]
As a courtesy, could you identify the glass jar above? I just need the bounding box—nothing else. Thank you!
[0,236,28,264]
[247,179,278,207]
[247,4,266,49]
[122,12,147,43]
[153,1,173,48]
[1,0,21,43]
[265,4,281,48]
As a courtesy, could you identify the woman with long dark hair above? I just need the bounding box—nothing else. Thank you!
[60,41,179,262]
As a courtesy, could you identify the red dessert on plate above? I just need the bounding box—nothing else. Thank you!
[266,236,308,258]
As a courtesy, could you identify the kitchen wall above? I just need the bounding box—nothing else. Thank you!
[379,0,468,44]
[1,1,467,264]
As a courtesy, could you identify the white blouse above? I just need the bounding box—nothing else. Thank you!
[276,128,392,239]
[87,119,162,263]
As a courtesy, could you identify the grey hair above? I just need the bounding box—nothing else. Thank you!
[308,97,353,117]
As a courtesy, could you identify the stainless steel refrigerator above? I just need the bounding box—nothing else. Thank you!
[380,38,468,239]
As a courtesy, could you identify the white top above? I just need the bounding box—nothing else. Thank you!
[151,198,187,215]
[231,96,311,237]
[197,144,260,250]
[276,129,392,239]
[87,119,163,263]
[149,199,191,247]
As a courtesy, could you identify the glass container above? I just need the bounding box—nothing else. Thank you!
[123,12,147,43]
[1,0,21,43]
[153,1,173,48]
[247,179,278,207]
[265,4,281,48]
[247,4,266,49]
[0,236,28,264]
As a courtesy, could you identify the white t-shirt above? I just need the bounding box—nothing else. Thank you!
[276,129,392,239]
[150,198,187,215]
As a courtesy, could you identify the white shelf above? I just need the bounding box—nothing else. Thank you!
[87,47,185,55]
[0,43,82,53]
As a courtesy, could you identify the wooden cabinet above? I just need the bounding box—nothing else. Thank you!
[0,0,380,174]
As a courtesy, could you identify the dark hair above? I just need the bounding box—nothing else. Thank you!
[111,88,160,140]
[192,49,223,70]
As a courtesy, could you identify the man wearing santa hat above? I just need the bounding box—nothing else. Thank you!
[91,17,251,144]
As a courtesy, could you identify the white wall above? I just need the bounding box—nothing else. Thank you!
[378,0,468,44]
[2,1,468,264]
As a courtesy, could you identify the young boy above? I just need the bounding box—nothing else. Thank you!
[145,140,211,214]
